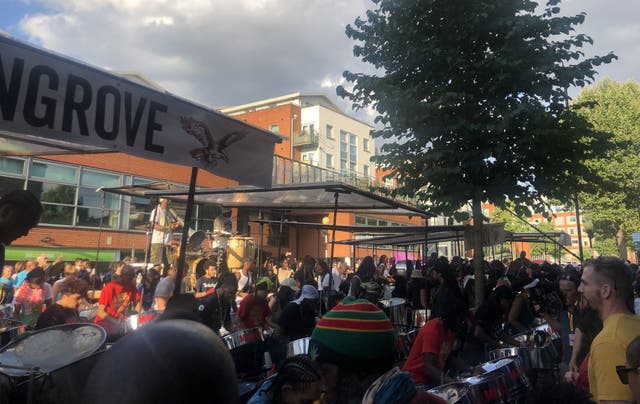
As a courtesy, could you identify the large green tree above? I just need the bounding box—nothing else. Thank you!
[574,79,640,259]
[339,0,615,305]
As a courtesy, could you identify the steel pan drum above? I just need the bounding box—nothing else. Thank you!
[489,347,533,373]
[286,337,310,358]
[223,328,266,377]
[222,328,264,351]
[465,374,508,403]
[379,297,407,330]
[480,356,530,403]
[0,323,106,377]
[0,318,25,348]
[428,382,474,404]
[412,309,428,328]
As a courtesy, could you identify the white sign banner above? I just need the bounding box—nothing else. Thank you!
[0,36,279,187]
[464,222,506,247]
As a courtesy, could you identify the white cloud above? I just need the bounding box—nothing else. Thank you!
[15,0,373,116]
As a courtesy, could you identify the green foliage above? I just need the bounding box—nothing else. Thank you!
[339,0,616,217]
[489,203,556,258]
[573,79,640,258]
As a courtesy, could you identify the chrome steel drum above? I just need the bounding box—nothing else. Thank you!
[222,328,264,351]
[534,323,559,340]
[489,347,533,373]
[395,329,417,361]
[227,236,256,270]
[480,356,530,403]
[0,323,106,377]
[223,328,266,377]
[379,297,407,330]
[428,382,474,404]
[465,374,508,403]
[286,337,310,358]
[412,309,428,328]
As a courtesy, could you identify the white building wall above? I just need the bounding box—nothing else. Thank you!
[300,105,373,179]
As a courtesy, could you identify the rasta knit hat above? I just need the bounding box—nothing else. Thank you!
[310,296,395,372]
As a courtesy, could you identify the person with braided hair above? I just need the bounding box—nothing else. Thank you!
[248,354,324,404]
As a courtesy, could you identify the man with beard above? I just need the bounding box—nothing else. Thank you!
[579,257,640,403]
[197,273,237,335]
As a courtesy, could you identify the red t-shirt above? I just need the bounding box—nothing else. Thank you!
[94,281,140,323]
[237,294,271,329]
[402,317,455,386]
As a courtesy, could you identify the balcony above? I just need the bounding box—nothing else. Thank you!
[292,130,319,149]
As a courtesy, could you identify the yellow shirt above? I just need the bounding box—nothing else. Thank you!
[588,312,640,402]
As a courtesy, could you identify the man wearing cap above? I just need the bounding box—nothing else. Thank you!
[149,198,180,274]
[277,284,319,342]
[0,190,42,269]
[310,296,445,404]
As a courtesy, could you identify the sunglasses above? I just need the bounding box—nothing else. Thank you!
[616,365,639,384]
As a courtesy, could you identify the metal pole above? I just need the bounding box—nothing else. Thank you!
[94,190,105,291]
[174,167,198,297]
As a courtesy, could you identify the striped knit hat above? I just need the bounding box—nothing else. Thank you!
[310,296,395,371]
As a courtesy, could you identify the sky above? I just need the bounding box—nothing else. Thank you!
[1,0,639,124]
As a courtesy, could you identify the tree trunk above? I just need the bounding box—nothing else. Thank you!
[472,194,485,307]
[616,224,627,260]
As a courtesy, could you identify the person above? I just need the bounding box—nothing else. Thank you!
[0,264,14,304]
[247,355,324,404]
[310,296,445,404]
[407,268,427,310]
[51,263,77,301]
[269,277,299,323]
[579,257,640,403]
[515,251,532,269]
[318,260,341,293]
[619,336,640,403]
[507,278,539,334]
[82,320,238,404]
[149,198,181,273]
[557,269,581,373]
[237,277,273,330]
[0,190,43,269]
[403,278,470,388]
[349,256,376,299]
[197,272,238,335]
[212,211,231,254]
[13,259,35,289]
[46,255,65,282]
[194,261,218,299]
[77,258,91,285]
[94,265,141,336]
[13,266,53,327]
[236,259,255,300]
[466,285,518,365]
[294,255,317,287]
[35,277,89,329]
[153,265,186,311]
[277,284,319,342]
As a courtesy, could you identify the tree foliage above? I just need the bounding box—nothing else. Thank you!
[339,0,616,304]
[573,79,640,258]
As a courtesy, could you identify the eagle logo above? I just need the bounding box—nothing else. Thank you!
[180,116,246,170]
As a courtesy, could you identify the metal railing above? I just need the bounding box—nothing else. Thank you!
[292,130,319,148]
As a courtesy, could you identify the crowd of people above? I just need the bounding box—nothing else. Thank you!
[2,189,640,403]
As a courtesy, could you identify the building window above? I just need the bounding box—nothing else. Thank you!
[363,165,369,177]
[326,124,333,139]
[326,154,334,168]
[76,169,121,228]
[269,124,280,134]
[303,124,315,135]
[555,217,564,226]
[569,216,577,223]
[355,215,366,225]
[384,178,394,187]
[569,228,575,235]
[363,138,369,152]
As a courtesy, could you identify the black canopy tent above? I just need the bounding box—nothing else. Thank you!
[102,182,434,289]
[0,34,282,295]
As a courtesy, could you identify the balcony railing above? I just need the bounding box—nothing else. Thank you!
[292,130,319,149]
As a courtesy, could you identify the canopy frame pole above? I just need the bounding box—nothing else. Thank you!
[329,191,339,291]
[174,167,198,297]
[94,190,106,291]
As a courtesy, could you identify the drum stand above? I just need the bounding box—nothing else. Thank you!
[0,363,40,404]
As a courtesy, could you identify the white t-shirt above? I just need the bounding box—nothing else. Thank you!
[634,297,640,316]
[150,206,172,245]
[321,269,342,292]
